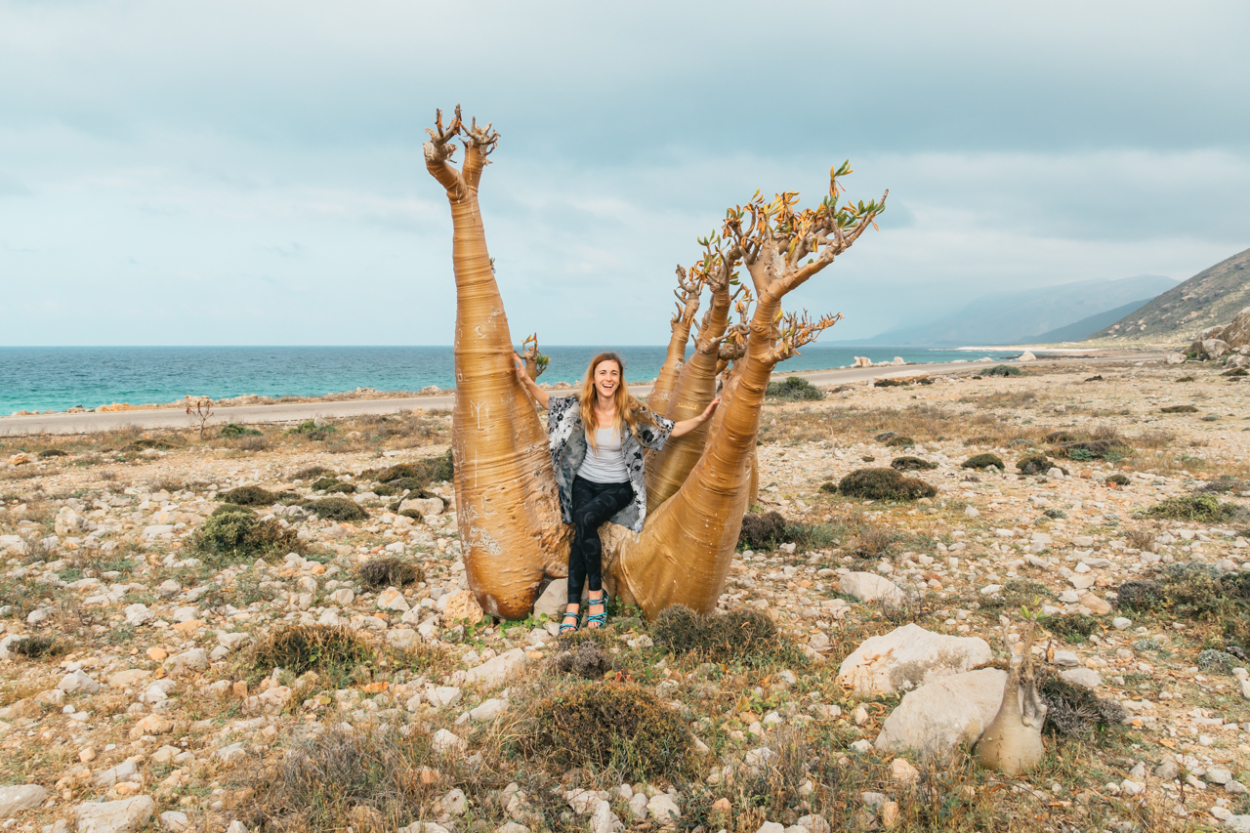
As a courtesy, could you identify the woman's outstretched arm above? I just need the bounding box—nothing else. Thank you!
[670,396,720,438]
[514,353,550,409]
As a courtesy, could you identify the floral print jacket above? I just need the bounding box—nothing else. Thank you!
[547,394,674,533]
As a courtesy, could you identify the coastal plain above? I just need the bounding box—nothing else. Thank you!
[0,358,1248,833]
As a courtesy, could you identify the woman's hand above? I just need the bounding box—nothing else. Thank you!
[514,352,549,409]
[670,396,721,438]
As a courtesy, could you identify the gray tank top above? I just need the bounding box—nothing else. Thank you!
[577,426,628,483]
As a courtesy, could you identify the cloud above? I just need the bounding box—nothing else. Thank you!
[0,1,1247,345]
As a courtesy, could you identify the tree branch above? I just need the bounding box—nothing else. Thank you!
[423,106,466,197]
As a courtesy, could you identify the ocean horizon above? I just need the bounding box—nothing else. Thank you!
[0,345,1023,415]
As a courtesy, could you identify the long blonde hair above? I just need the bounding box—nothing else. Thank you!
[579,352,655,450]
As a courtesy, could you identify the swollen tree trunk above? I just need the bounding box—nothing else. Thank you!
[423,109,568,619]
[645,260,737,509]
[975,628,1047,776]
[646,267,702,416]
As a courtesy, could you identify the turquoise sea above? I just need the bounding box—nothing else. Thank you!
[0,345,1020,414]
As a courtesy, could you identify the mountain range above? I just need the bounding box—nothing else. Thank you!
[1090,246,1250,344]
[855,274,1179,346]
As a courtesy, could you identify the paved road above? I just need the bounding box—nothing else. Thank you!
[0,353,1163,437]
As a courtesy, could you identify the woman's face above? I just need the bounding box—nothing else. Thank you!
[593,360,621,401]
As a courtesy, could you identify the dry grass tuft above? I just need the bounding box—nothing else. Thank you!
[249,625,375,686]
[358,557,422,589]
[651,605,790,665]
[195,506,302,565]
[301,497,368,522]
[519,682,694,780]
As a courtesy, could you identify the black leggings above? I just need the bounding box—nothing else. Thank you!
[568,475,635,604]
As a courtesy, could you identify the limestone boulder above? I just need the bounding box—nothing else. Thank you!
[1223,306,1250,348]
[837,623,992,695]
[839,572,905,607]
[465,648,527,690]
[73,796,155,833]
[443,590,485,624]
[875,668,1008,756]
[0,785,47,818]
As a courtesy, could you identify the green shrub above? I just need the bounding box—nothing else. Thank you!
[219,485,279,506]
[1105,473,1130,486]
[521,683,693,780]
[8,635,63,659]
[984,365,1023,377]
[287,420,337,440]
[1044,614,1097,643]
[1196,649,1236,674]
[219,423,263,437]
[372,477,433,497]
[249,624,375,686]
[883,435,914,448]
[38,449,67,458]
[195,507,301,564]
[1053,439,1131,460]
[962,453,1004,471]
[836,467,937,500]
[765,376,823,401]
[1138,494,1237,522]
[362,449,454,486]
[311,476,356,494]
[891,456,937,471]
[551,640,614,679]
[302,497,368,522]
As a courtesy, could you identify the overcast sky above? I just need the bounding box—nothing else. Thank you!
[2,0,1248,345]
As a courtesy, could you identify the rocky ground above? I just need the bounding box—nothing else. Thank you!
[0,360,1248,833]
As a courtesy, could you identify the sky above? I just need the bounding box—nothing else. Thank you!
[1,0,1248,346]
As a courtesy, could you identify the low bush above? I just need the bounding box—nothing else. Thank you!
[195,507,301,565]
[38,449,67,458]
[372,477,433,497]
[358,557,422,589]
[520,683,694,780]
[882,435,914,448]
[1044,614,1097,643]
[962,453,1004,471]
[287,420,337,440]
[1053,439,1131,461]
[890,456,937,471]
[835,467,937,500]
[311,476,356,494]
[1116,564,1249,621]
[1038,669,1125,737]
[362,449,454,487]
[651,605,781,662]
[239,723,434,833]
[551,639,613,679]
[1105,473,1130,487]
[219,485,280,506]
[249,624,375,686]
[302,497,368,522]
[1017,454,1059,475]
[219,423,263,437]
[1160,405,1198,414]
[766,376,823,401]
[1138,494,1238,522]
[1196,649,1236,674]
[738,511,787,549]
[9,635,63,659]
[984,365,1023,377]
[1195,477,1250,494]
[293,465,333,481]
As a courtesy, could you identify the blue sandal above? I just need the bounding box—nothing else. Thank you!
[560,609,580,635]
[585,592,608,630]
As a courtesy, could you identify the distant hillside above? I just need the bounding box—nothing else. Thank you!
[1090,246,1250,345]
[1031,298,1155,343]
[863,274,1177,346]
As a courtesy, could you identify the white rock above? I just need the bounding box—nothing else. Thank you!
[431,729,465,753]
[158,811,189,831]
[1225,815,1250,832]
[964,505,980,518]
[757,823,785,833]
[58,670,101,694]
[1121,779,1145,796]
[1018,351,1036,362]
[646,794,681,823]
[875,668,1009,756]
[470,698,508,722]
[590,799,623,833]
[399,497,444,518]
[426,686,463,708]
[166,648,208,672]
[1060,668,1102,689]
[465,648,527,690]
[73,796,155,833]
[1052,650,1081,668]
[0,784,47,818]
[531,581,567,619]
[124,604,154,626]
[1112,617,1131,630]
[837,624,992,695]
[376,587,410,612]
[387,628,420,651]
[839,572,905,606]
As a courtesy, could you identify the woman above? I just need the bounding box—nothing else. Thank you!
[515,351,718,632]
